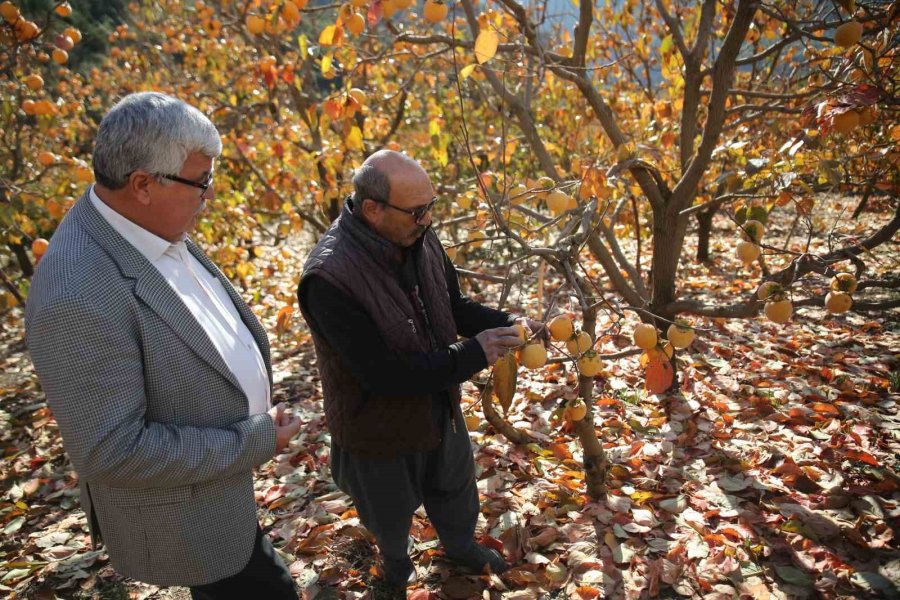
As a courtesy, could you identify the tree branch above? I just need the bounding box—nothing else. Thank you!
[585,232,647,308]
[571,0,593,67]
[654,0,690,61]
[458,0,558,178]
[670,0,760,213]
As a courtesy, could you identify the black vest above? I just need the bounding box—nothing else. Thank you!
[299,201,459,456]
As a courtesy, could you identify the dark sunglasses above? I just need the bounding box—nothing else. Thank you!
[159,172,214,193]
[373,196,438,223]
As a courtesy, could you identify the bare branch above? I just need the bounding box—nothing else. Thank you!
[654,0,690,60]
[457,0,558,178]
[570,0,593,67]
[585,232,647,308]
[717,88,817,100]
[665,205,900,318]
[794,296,900,312]
[691,0,718,60]
[822,202,900,263]
[456,268,511,284]
[670,0,760,213]
[377,88,408,147]
[726,103,804,115]
[551,67,668,211]
[680,191,772,217]
[599,221,649,299]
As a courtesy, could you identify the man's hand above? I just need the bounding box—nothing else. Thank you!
[475,326,525,364]
[268,403,302,454]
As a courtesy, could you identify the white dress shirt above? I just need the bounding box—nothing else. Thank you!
[89,186,270,415]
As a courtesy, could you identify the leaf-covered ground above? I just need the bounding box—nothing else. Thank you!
[1,197,898,599]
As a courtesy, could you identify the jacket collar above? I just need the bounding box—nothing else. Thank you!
[70,190,152,280]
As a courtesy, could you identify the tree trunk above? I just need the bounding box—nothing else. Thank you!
[696,208,715,262]
[326,197,341,222]
[10,243,33,278]
[576,374,608,499]
[574,307,608,499]
[648,209,685,324]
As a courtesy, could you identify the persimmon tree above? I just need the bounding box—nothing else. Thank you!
[0,0,93,309]
[304,0,898,495]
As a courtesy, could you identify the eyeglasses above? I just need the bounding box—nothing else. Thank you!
[159,172,214,193]
[374,196,438,223]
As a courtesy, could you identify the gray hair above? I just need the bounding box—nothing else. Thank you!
[92,92,222,189]
[351,163,391,214]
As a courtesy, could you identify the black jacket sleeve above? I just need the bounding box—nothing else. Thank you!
[444,254,517,337]
[299,275,488,396]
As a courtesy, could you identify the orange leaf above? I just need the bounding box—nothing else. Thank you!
[323,98,342,120]
[788,407,810,420]
[809,402,840,417]
[275,306,294,337]
[479,534,505,553]
[550,443,572,460]
[576,586,600,599]
[846,450,878,466]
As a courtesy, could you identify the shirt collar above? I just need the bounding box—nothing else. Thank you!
[89,185,182,264]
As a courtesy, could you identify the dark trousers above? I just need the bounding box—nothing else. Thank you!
[189,524,297,600]
[331,395,480,581]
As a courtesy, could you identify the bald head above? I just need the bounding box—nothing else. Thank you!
[350,150,436,249]
[364,149,425,179]
[352,150,429,207]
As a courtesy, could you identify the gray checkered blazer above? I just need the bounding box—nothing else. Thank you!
[25,192,277,586]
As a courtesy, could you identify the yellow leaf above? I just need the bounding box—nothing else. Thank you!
[319,24,337,46]
[235,262,251,280]
[492,351,518,415]
[630,490,654,504]
[321,53,334,77]
[345,124,364,150]
[474,29,499,64]
[459,63,478,80]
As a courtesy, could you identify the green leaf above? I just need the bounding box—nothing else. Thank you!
[3,516,25,536]
[780,519,818,541]
[660,34,673,54]
[850,571,896,595]
[775,565,813,587]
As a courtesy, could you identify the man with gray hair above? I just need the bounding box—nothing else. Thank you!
[25,92,301,599]
[298,150,543,595]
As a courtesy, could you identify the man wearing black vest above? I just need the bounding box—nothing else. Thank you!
[298,150,542,594]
